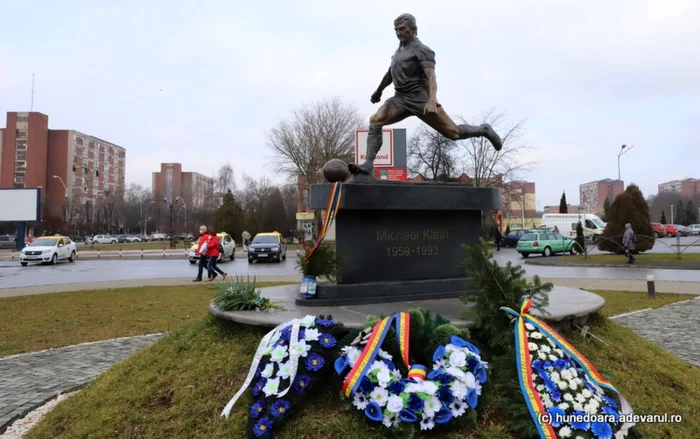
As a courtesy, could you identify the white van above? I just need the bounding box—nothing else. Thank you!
[540,214,606,241]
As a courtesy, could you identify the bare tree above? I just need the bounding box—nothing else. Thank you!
[266,97,365,187]
[457,109,533,189]
[215,163,236,197]
[408,125,460,181]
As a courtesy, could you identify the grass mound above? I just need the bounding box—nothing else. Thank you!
[25,315,700,439]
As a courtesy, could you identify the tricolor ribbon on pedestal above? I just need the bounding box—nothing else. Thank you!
[499,297,635,439]
[302,182,342,260]
[342,312,410,397]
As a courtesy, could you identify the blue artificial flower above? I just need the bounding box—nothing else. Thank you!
[570,410,590,431]
[280,327,292,341]
[591,422,613,439]
[315,317,335,328]
[334,355,349,375]
[252,379,266,397]
[546,406,566,428]
[466,388,478,408]
[433,345,446,362]
[253,417,273,437]
[359,376,374,393]
[364,401,383,422]
[551,390,562,401]
[427,369,443,380]
[586,382,597,392]
[450,336,480,354]
[474,363,488,383]
[319,334,337,349]
[407,393,424,412]
[250,400,267,419]
[544,378,557,393]
[438,372,454,385]
[602,395,618,408]
[305,353,324,372]
[293,375,311,393]
[467,355,479,368]
[388,380,405,394]
[297,329,306,341]
[554,359,569,369]
[543,361,553,370]
[438,386,454,404]
[532,359,544,370]
[434,406,453,424]
[382,359,395,371]
[602,405,620,421]
[271,399,291,418]
[254,365,263,379]
[399,409,418,423]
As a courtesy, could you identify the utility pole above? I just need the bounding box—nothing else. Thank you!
[618,144,634,181]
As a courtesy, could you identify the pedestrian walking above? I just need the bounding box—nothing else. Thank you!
[205,229,227,282]
[622,222,637,264]
[192,225,210,282]
[494,227,502,251]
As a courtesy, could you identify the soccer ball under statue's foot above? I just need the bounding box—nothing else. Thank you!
[323,159,350,183]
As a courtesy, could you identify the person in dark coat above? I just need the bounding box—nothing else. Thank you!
[622,222,637,264]
[494,227,503,251]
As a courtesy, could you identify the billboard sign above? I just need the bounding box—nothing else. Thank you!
[355,129,394,167]
[0,188,41,222]
[374,168,408,181]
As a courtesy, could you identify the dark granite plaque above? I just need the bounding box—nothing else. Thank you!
[297,182,501,306]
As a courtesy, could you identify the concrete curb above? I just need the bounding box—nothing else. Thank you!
[525,259,700,271]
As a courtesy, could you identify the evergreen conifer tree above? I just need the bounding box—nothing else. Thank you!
[598,184,654,253]
[602,197,611,222]
[214,190,244,238]
[559,192,568,213]
[660,210,667,224]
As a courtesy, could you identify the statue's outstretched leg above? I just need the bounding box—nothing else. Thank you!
[348,100,409,182]
[418,105,503,151]
[457,123,503,151]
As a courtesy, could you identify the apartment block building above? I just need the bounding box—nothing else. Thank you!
[152,163,214,209]
[658,178,700,198]
[0,112,126,221]
[579,179,624,213]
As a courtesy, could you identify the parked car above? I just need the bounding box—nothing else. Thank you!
[151,233,167,241]
[0,234,16,249]
[517,231,580,258]
[651,223,665,238]
[188,232,236,264]
[248,232,287,263]
[687,224,700,235]
[662,224,678,237]
[91,234,117,245]
[672,225,689,237]
[20,235,77,266]
[500,229,528,247]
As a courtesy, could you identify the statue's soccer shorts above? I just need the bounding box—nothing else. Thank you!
[386,90,442,119]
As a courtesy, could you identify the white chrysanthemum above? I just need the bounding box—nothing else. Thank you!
[293,340,312,358]
[386,395,404,414]
[531,374,538,382]
[575,393,587,403]
[464,371,477,388]
[269,330,282,346]
[536,384,545,392]
[450,380,468,399]
[529,342,539,351]
[300,315,316,328]
[377,368,392,388]
[559,381,569,391]
[568,379,578,390]
[263,346,274,356]
[564,393,575,402]
[445,344,459,353]
[550,371,561,381]
[261,363,274,378]
[276,361,293,379]
[582,389,592,398]
[404,382,422,394]
[542,397,554,408]
[423,396,442,417]
[573,402,584,412]
[449,350,468,368]
[270,345,288,362]
[391,369,402,380]
[525,323,536,331]
[540,345,552,354]
[370,387,389,407]
[304,328,320,342]
[262,377,280,397]
[378,349,393,360]
[558,425,573,438]
[548,355,558,362]
[538,352,548,360]
[446,366,466,381]
[557,402,570,411]
[561,370,573,380]
[475,381,483,395]
[346,349,361,366]
[584,403,598,415]
[548,337,556,347]
[530,331,544,339]
[370,360,389,374]
[555,348,564,356]
[353,393,369,410]
[449,400,467,417]
[420,415,435,431]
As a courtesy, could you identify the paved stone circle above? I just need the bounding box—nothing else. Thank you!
[0,334,164,433]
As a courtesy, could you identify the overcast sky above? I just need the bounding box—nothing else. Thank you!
[2,0,699,209]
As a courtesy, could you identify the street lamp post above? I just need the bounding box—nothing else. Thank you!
[176,196,187,231]
[140,200,155,236]
[52,175,70,226]
[617,144,634,181]
[165,197,184,248]
[671,204,674,224]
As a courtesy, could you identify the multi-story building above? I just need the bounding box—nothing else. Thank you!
[543,204,585,214]
[579,179,624,213]
[152,163,214,209]
[0,112,126,222]
[502,180,536,220]
[658,178,700,198]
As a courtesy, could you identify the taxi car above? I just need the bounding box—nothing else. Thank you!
[248,232,287,263]
[188,232,236,264]
[20,235,78,266]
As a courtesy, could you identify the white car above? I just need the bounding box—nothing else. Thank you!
[188,232,236,264]
[20,235,77,266]
[91,234,117,245]
[687,224,700,236]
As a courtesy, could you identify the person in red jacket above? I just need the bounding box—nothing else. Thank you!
[205,229,227,282]
[192,225,210,282]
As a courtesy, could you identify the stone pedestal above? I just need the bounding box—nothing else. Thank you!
[295,182,501,306]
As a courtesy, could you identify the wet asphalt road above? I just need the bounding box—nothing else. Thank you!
[2,247,700,289]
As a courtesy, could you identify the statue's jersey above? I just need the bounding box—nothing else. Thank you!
[390,38,436,96]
